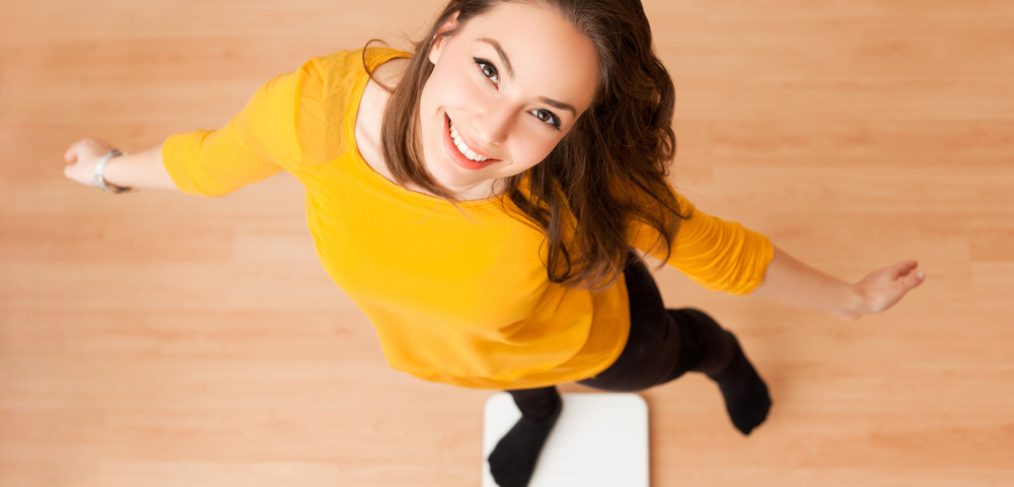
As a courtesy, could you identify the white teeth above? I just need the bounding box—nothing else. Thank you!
[448,120,490,162]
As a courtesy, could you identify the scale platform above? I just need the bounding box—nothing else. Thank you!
[481,392,649,486]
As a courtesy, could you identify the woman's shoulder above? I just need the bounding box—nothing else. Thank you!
[289,45,412,164]
[309,45,413,88]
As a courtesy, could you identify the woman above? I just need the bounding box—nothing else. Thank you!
[63,1,926,485]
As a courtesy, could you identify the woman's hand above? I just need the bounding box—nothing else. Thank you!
[63,137,120,188]
[836,260,926,321]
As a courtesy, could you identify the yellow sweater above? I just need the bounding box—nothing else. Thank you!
[162,46,775,390]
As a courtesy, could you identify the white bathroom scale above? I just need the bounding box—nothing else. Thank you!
[482,392,649,486]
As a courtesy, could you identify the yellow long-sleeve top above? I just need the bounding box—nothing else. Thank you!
[162,46,776,390]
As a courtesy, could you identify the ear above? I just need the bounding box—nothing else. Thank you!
[428,11,461,65]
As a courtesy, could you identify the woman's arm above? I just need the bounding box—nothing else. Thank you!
[63,138,179,192]
[102,142,178,191]
[748,245,925,321]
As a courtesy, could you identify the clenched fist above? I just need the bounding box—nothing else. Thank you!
[63,137,123,188]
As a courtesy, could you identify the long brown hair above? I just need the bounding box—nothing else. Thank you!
[360,0,692,292]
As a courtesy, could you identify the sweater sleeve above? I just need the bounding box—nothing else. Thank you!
[161,55,328,197]
[629,189,776,295]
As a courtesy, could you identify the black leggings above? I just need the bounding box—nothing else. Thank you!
[505,250,740,422]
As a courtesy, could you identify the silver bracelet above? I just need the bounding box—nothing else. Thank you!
[93,148,133,193]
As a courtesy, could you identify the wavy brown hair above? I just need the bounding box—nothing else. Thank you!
[360,0,692,292]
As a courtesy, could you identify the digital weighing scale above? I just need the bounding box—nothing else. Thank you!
[482,392,650,486]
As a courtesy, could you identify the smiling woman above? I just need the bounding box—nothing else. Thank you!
[140,1,781,485]
[49,0,943,480]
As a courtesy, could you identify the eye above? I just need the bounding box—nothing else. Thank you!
[473,57,562,131]
[533,109,562,130]
[474,57,499,85]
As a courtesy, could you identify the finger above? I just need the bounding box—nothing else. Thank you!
[907,269,926,287]
[65,141,78,164]
[891,259,918,276]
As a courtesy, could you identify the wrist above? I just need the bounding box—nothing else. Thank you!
[98,150,134,192]
[832,283,865,321]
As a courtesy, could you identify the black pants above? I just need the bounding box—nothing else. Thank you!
[505,250,740,422]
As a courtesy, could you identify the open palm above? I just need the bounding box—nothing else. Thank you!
[851,260,926,319]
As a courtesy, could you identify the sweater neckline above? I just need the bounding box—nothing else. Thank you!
[344,47,507,208]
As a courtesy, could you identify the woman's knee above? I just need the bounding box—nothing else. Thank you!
[667,307,737,376]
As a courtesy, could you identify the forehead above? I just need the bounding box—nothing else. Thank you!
[458,2,599,112]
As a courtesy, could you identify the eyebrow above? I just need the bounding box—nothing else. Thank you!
[477,37,578,117]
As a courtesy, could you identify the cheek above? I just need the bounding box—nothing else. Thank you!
[513,140,560,170]
[430,61,483,104]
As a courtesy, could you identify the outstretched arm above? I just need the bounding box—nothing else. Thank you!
[748,245,926,321]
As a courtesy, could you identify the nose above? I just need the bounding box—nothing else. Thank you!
[470,100,515,148]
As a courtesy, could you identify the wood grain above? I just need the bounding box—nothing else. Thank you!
[2,0,1012,485]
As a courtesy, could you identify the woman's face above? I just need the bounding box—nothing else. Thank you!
[419,2,599,200]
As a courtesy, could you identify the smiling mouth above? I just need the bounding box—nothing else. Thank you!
[445,113,499,164]
[442,113,500,170]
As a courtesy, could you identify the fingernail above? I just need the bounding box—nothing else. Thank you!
[916,271,925,279]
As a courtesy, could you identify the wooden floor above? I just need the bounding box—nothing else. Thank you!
[2,1,1013,485]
